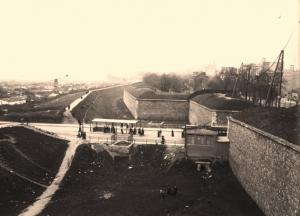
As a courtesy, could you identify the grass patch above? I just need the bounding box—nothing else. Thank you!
[71,86,133,122]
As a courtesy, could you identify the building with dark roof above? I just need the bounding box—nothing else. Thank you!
[189,72,209,92]
[123,85,189,122]
[189,93,254,126]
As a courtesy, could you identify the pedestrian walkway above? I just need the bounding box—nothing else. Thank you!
[30,123,185,145]
[18,137,82,216]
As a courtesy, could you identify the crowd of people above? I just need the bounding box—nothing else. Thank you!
[100,123,145,136]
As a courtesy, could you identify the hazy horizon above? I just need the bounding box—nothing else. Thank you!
[0,0,299,81]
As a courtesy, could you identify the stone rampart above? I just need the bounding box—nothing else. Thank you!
[228,117,300,216]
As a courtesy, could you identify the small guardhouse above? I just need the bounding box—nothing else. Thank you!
[185,126,229,161]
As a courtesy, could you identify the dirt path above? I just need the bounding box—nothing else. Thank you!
[19,138,82,216]
[62,91,91,124]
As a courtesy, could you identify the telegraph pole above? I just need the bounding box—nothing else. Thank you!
[277,50,284,107]
[266,50,284,107]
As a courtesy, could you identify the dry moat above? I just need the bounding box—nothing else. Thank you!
[38,144,263,216]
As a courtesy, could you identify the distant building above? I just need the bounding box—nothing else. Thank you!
[261,58,272,71]
[284,65,300,91]
[53,79,59,90]
[190,72,209,92]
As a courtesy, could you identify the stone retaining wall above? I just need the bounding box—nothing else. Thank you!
[189,101,237,126]
[123,90,138,119]
[228,117,300,216]
[123,89,188,122]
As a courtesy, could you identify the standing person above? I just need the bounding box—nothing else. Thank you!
[121,128,124,134]
[171,129,174,137]
[133,127,137,135]
[141,128,144,136]
[161,136,165,145]
[157,130,160,137]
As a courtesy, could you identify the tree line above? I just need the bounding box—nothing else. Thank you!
[142,73,189,93]
[207,65,285,107]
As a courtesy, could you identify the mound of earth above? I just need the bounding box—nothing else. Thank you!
[0,91,86,123]
[71,86,133,122]
[191,93,255,110]
[233,106,300,145]
[0,126,68,215]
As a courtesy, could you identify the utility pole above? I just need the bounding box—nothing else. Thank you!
[266,50,284,107]
[245,65,251,101]
[232,63,242,97]
[277,51,284,107]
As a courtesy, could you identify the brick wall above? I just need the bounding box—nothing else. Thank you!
[228,118,300,216]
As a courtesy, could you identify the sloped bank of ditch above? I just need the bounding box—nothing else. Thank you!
[40,144,264,216]
[0,126,68,216]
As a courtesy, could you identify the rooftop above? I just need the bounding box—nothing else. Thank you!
[186,128,218,136]
[191,93,255,111]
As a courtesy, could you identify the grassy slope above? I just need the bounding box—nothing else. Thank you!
[40,145,263,216]
[0,91,86,123]
[191,94,254,110]
[233,106,300,145]
[71,86,133,122]
[0,126,68,216]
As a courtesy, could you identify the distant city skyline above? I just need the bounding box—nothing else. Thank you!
[0,0,298,81]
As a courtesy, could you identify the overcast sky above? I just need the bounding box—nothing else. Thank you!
[0,0,298,81]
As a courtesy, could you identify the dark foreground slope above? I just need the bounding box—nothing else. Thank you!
[233,106,300,145]
[71,86,133,122]
[40,144,264,216]
[0,126,68,216]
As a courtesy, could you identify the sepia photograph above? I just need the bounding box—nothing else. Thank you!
[0,1,299,216]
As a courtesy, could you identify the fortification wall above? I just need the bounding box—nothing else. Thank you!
[189,101,213,125]
[138,99,188,122]
[123,90,188,122]
[189,101,237,126]
[123,90,139,119]
[228,118,300,216]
